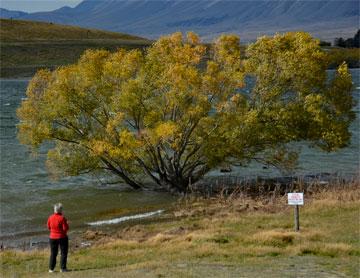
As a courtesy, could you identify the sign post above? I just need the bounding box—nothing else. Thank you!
[288,193,304,232]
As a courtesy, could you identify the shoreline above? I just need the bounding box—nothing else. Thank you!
[1,172,357,251]
[0,209,172,252]
[1,182,359,277]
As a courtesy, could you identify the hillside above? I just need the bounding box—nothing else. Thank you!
[0,19,357,78]
[2,0,358,42]
[0,19,151,78]
[0,18,146,41]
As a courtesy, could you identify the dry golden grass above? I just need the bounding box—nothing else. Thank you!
[293,242,354,257]
[249,230,297,247]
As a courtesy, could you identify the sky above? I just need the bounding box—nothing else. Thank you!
[0,0,83,13]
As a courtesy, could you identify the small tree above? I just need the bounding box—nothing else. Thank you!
[334,37,346,47]
[353,29,360,48]
[335,30,360,48]
[17,32,355,192]
[319,40,331,47]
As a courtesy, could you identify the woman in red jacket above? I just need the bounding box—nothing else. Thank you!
[47,203,69,273]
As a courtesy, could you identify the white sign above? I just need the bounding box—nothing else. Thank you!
[288,193,304,205]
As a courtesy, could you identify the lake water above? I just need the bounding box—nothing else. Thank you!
[0,69,359,245]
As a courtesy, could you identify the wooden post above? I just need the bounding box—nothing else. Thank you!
[294,205,300,231]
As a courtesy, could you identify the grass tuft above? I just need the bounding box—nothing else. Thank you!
[249,230,296,247]
[298,243,354,257]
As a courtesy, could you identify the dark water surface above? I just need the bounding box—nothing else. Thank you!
[0,69,359,245]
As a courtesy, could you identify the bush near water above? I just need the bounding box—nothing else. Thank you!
[17,31,355,193]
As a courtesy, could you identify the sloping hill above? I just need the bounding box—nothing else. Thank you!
[0,18,146,41]
[0,19,151,78]
[2,0,358,42]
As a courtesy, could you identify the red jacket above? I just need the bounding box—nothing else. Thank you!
[47,213,69,239]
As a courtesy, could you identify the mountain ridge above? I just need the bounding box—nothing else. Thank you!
[1,0,358,42]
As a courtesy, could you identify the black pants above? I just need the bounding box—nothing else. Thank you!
[49,237,68,270]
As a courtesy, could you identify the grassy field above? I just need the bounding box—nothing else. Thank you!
[1,181,359,277]
[0,19,151,78]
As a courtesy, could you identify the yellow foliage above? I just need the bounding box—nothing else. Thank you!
[103,49,143,82]
[187,31,200,45]
[155,122,178,141]
[106,112,125,135]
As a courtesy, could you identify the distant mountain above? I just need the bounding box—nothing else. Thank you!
[0,8,28,19]
[1,0,359,42]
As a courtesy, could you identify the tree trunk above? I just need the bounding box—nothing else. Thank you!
[102,158,142,190]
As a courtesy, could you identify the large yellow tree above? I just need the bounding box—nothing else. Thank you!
[17,32,354,192]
